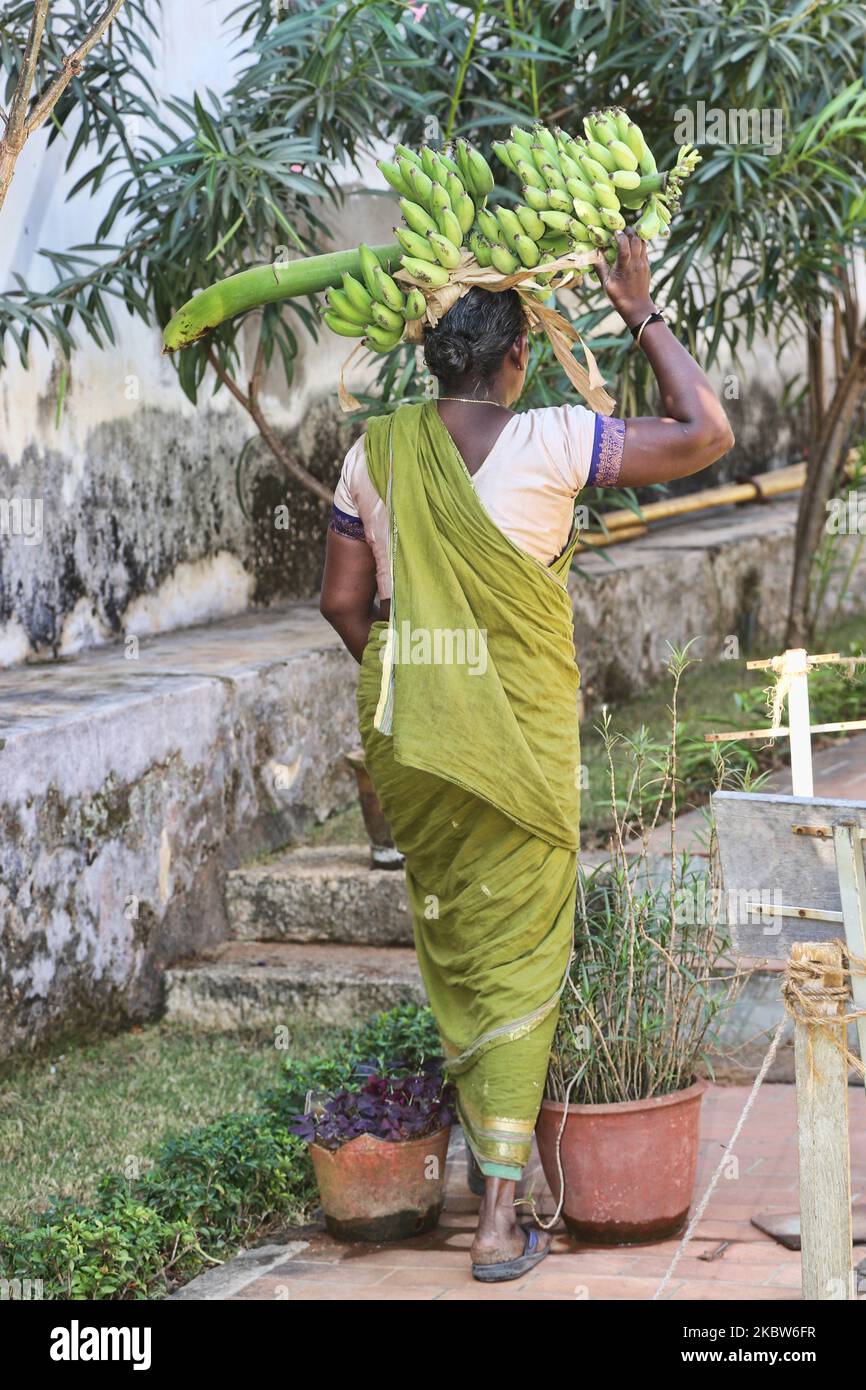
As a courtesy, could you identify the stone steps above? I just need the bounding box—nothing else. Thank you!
[225,845,411,945]
[162,838,804,1082]
[164,842,418,1032]
[164,841,712,1034]
[163,940,424,1032]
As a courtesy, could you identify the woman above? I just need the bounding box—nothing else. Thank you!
[320,229,733,1282]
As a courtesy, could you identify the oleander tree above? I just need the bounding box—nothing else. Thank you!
[2,0,866,637]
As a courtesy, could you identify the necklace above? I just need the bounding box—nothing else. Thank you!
[439,397,507,407]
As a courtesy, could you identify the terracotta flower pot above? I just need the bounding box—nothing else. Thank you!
[535,1079,706,1245]
[309,1124,451,1242]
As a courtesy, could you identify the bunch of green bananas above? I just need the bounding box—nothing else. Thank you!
[323,138,496,350]
[665,141,702,208]
[320,113,700,353]
[323,244,427,353]
[466,198,558,281]
[379,139,494,289]
[492,109,700,258]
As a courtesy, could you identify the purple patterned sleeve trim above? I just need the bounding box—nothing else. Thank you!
[329,504,366,541]
[587,414,626,486]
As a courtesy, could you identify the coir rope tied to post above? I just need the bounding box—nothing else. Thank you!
[649,941,866,1299]
[781,940,866,1080]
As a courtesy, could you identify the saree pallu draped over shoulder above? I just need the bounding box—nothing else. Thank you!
[357,400,581,1179]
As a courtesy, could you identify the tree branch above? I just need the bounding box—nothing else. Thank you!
[25,0,128,139]
[0,0,50,214]
[206,345,251,412]
[787,328,866,644]
[207,341,332,504]
[0,0,128,217]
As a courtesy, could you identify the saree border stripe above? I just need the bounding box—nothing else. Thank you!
[459,1103,531,1174]
[373,422,398,736]
[439,959,572,1071]
[457,1092,536,1137]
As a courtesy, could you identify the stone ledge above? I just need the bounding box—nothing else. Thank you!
[0,604,359,1057]
[169,1241,311,1301]
[226,845,412,945]
[571,497,866,703]
[164,942,425,1032]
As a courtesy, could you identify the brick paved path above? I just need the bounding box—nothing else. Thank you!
[187,1083,866,1301]
[175,735,866,1302]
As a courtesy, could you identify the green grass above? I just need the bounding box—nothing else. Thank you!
[0,1022,340,1225]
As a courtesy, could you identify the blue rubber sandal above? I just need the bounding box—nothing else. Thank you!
[471,1226,550,1283]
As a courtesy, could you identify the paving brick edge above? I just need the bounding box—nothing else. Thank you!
[169,1240,309,1300]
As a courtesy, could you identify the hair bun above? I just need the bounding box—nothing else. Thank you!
[425,329,471,378]
[421,287,524,386]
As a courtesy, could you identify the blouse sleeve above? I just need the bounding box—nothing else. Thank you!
[548,403,626,492]
[329,437,367,541]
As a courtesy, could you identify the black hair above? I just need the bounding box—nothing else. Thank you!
[423,286,524,388]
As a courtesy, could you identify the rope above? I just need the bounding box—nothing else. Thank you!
[782,941,866,1079]
[522,1071,579,1233]
[652,939,866,1300]
[651,1014,788,1300]
[765,651,794,731]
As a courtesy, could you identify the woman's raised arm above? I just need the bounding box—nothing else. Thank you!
[594,230,734,487]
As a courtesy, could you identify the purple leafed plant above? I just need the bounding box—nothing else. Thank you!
[290,1069,454,1150]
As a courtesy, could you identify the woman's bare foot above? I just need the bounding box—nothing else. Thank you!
[469,1175,551,1266]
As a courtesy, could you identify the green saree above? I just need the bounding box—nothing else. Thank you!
[356,400,581,1179]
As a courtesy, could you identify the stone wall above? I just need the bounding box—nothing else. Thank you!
[0,608,358,1057]
[0,0,399,668]
[570,498,866,705]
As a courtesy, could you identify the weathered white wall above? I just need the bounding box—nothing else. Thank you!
[0,0,397,667]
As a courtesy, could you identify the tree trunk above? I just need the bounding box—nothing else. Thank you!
[0,0,49,217]
[0,0,127,217]
[786,334,866,646]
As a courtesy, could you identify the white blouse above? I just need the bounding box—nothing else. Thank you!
[330,403,625,599]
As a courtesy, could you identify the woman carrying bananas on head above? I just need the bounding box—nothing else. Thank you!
[320,227,733,1282]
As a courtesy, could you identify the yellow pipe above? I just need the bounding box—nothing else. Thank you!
[577,523,648,548]
[595,462,806,534]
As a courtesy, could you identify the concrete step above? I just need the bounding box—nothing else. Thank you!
[225,845,412,945]
[226,843,709,949]
[163,941,424,1032]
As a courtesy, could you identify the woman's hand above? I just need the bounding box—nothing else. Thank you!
[593,230,734,487]
[594,229,657,329]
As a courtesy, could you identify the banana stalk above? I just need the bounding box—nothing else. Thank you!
[163,242,401,353]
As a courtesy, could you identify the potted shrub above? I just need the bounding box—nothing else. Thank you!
[536,646,744,1244]
[291,1064,454,1242]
